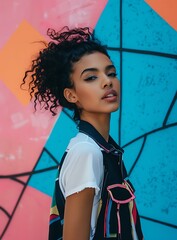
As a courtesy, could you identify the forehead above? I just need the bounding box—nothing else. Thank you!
[72,52,112,73]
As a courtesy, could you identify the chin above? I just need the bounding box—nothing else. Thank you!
[111,104,119,112]
[111,108,119,113]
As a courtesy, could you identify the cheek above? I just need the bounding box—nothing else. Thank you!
[74,87,90,105]
[76,85,95,99]
[76,87,98,109]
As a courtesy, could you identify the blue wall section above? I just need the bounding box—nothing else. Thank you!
[122,53,177,145]
[123,0,177,54]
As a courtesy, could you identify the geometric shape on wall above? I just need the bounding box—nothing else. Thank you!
[145,0,177,31]
[0,80,58,176]
[121,53,177,146]
[37,0,108,32]
[29,148,59,197]
[131,126,177,225]
[123,137,146,176]
[0,0,108,49]
[0,211,8,237]
[94,0,120,47]
[165,91,177,125]
[2,186,51,239]
[123,0,177,54]
[141,218,177,240]
[45,110,77,161]
[0,179,24,215]
[0,179,24,236]
[0,20,46,105]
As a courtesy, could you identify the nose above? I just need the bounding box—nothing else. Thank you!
[102,74,113,89]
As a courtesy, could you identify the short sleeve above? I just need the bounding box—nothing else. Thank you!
[59,142,104,198]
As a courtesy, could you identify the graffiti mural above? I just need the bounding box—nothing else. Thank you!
[0,0,177,239]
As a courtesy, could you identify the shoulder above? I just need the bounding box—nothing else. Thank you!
[60,132,103,175]
[59,133,104,198]
[66,132,102,158]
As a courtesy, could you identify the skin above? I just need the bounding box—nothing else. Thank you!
[63,52,120,240]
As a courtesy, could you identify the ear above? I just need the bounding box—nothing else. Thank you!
[63,88,78,103]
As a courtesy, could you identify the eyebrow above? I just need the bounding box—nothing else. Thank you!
[80,64,116,77]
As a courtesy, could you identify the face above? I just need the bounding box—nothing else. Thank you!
[65,52,120,120]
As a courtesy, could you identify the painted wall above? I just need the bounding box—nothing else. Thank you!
[0,0,177,239]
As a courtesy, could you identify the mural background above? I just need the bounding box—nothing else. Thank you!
[0,0,177,239]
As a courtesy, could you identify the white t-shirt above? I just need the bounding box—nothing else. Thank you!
[59,132,104,239]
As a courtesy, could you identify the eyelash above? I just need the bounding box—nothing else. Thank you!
[108,72,117,77]
[84,76,97,81]
[84,72,117,81]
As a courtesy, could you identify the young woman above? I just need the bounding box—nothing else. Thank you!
[22,27,143,240]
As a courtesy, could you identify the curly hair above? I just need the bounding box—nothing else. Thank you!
[21,26,110,121]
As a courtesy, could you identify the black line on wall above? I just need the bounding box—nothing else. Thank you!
[163,91,177,126]
[140,215,177,229]
[44,147,60,165]
[62,108,76,122]
[10,177,26,185]
[0,147,58,239]
[107,47,177,59]
[0,207,11,218]
[0,166,58,179]
[128,135,147,176]
[122,122,177,148]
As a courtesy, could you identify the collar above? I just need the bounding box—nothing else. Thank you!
[78,120,124,154]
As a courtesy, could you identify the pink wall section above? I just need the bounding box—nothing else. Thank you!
[2,185,51,239]
[0,80,57,176]
[0,0,107,47]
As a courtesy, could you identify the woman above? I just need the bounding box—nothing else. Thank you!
[22,27,143,240]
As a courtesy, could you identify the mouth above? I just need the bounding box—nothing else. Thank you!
[102,89,118,99]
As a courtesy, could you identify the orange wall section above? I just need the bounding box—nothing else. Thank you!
[145,0,177,31]
[0,20,46,105]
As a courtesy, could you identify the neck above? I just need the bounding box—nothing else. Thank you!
[80,113,111,141]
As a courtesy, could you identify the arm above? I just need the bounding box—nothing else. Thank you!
[63,188,95,240]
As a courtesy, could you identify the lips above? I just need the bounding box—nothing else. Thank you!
[102,89,117,99]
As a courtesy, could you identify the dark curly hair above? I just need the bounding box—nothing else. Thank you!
[21,26,110,121]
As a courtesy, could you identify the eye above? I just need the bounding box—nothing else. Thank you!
[84,76,97,81]
[108,72,117,78]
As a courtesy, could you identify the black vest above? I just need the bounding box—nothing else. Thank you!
[49,120,143,240]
